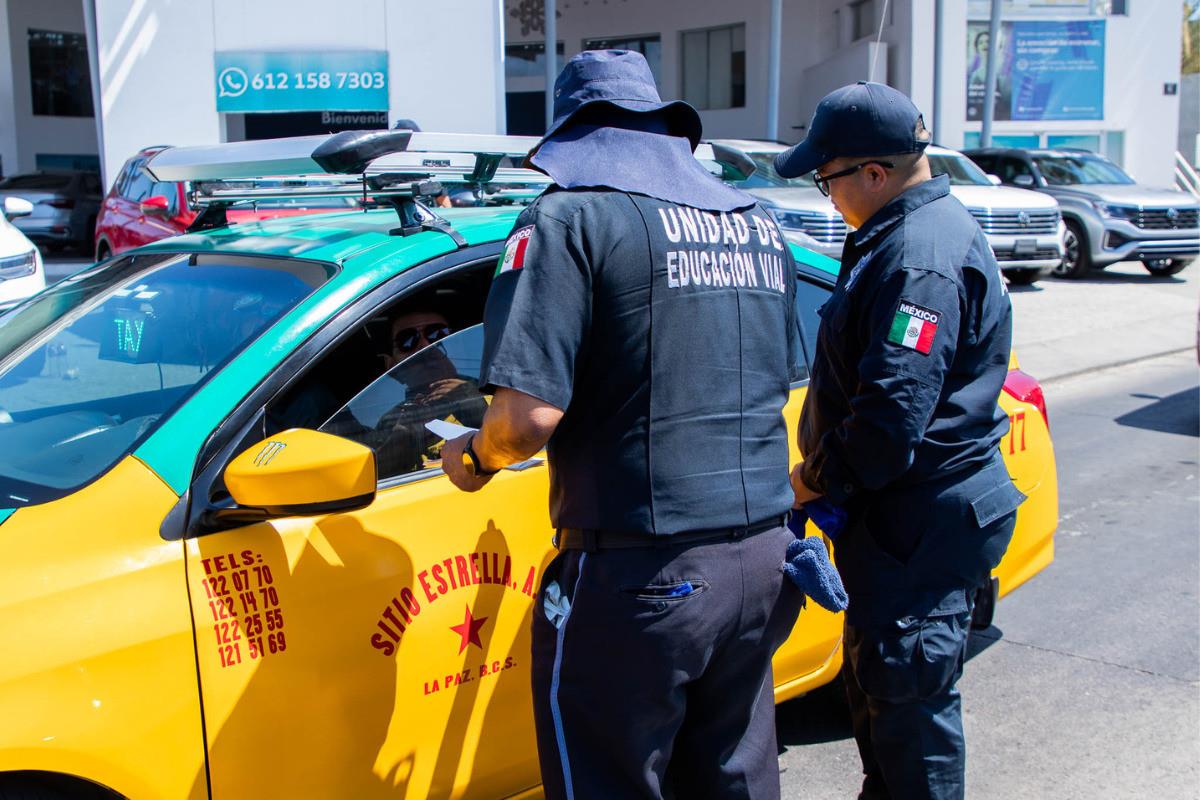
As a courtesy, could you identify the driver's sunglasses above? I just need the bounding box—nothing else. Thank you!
[394,324,452,352]
[813,160,895,197]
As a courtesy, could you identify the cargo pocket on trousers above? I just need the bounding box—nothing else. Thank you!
[848,621,923,704]
[915,612,970,700]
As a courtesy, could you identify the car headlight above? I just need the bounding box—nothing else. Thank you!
[1093,201,1133,220]
[0,249,37,279]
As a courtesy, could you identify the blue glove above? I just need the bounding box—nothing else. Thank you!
[782,535,849,613]
[805,497,847,541]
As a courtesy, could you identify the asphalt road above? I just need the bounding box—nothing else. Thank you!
[776,351,1200,799]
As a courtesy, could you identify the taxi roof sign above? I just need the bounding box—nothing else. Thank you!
[144,129,747,185]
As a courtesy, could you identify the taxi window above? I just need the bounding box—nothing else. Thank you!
[794,273,831,374]
[319,324,488,483]
[0,253,333,507]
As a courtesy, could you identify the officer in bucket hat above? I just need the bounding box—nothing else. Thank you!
[778,81,1026,800]
[443,50,811,798]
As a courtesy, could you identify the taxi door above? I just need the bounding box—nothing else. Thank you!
[184,326,554,799]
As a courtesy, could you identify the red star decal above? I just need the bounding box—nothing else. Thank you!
[449,605,488,654]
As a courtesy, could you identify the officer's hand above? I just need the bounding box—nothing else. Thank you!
[442,433,495,492]
[791,463,823,507]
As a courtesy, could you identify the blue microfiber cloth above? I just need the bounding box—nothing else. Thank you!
[783,510,849,613]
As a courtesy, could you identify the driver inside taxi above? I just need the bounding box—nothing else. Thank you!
[363,305,488,475]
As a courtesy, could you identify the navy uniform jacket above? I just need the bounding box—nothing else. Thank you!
[798,175,1023,619]
[480,187,802,536]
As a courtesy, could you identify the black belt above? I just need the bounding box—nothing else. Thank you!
[554,514,787,552]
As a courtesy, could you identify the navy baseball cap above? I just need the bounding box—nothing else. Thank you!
[775,81,929,178]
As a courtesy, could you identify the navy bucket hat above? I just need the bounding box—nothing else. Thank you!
[533,49,703,155]
[528,49,753,212]
[775,81,929,179]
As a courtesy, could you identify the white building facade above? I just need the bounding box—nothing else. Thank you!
[0,0,1184,191]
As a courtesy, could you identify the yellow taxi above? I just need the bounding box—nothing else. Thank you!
[0,133,1057,799]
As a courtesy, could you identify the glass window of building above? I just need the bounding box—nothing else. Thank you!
[505,42,565,80]
[582,35,662,84]
[28,29,93,117]
[681,24,746,110]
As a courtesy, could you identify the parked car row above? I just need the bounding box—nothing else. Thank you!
[0,171,102,254]
[718,139,1200,284]
[965,147,1200,278]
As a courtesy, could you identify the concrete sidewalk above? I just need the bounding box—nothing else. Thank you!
[1008,260,1199,382]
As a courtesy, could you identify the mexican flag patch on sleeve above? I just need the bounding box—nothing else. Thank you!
[496,226,534,276]
[886,300,940,354]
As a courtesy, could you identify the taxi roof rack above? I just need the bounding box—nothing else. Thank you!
[144,129,753,239]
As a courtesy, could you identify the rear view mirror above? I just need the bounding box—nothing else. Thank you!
[140,195,170,215]
[3,197,33,220]
[224,428,376,518]
[1013,174,1035,188]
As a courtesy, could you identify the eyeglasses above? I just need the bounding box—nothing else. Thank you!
[813,160,895,197]
[394,323,451,352]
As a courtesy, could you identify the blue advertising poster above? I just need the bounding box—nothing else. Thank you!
[1010,20,1104,120]
[214,51,388,113]
[965,19,1104,122]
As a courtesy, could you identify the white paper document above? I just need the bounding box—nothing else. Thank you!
[424,418,545,472]
[424,418,477,441]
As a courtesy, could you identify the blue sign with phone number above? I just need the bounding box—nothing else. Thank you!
[214,51,388,113]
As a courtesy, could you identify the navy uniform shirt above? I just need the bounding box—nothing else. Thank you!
[480,187,802,535]
[798,174,1012,507]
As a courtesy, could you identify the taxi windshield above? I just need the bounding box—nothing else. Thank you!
[928,153,992,186]
[0,252,334,508]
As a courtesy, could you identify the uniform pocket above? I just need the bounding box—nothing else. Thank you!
[848,613,969,704]
[968,480,1026,528]
[621,579,709,602]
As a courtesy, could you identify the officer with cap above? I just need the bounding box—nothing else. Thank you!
[442,50,805,799]
[774,82,1026,800]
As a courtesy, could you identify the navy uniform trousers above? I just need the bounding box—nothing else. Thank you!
[530,523,803,800]
[836,457,1021,800]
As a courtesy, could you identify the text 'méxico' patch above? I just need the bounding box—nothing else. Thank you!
[886,300,939,354]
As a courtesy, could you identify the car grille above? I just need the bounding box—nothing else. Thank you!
[1130,208,1200,230]
[774,210,849,244]
[995,248,1060,262]
[969,209,1060,235]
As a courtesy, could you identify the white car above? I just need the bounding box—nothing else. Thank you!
[712,139,1065,285]
[0,197,46,308]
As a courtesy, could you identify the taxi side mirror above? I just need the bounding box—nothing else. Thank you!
[1012,174,1036,188]
[224,428,376,519]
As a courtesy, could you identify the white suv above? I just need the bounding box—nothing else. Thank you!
[713,140,1065,285]
[0,197,46,310]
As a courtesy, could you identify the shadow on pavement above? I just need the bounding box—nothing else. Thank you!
[775,676,854,748]
[1006,282,1045,294]
[966,624,1004,660]
[1115,386,1199,437]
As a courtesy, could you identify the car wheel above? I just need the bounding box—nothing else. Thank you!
[1004,268,1044,286]
[1143,257,1191,277]
[94,241,111,262]
[1053,220,1091,278]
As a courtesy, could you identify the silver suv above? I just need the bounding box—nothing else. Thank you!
[715,140,1064,285]
[966,148,1200,278]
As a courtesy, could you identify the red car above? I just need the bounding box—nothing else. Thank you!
[94,146,358,260]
